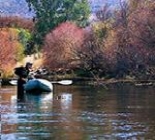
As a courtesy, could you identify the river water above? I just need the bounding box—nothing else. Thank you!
[1,84,155,140]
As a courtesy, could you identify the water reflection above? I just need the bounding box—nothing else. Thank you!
[1,89,53,140]
[1,84,155,139]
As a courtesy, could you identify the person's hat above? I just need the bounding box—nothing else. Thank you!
[26,62,33,66]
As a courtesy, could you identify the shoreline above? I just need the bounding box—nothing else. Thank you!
[1,76,155,87]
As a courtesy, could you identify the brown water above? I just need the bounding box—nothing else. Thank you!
[1,84,155,140]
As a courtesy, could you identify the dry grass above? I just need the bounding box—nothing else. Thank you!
[33,58,44,69]
[1,64,15,78]
[15,54,44,69]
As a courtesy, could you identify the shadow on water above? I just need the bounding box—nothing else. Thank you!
[1,84,155,140]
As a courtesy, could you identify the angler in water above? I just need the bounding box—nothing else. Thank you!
[14,62,33,101]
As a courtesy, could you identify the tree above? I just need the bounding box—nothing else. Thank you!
[105,0,155,78]
[26,0,90,45]
[0,27,30,77]
[0,16,34,54]
[96,4,113,22]
[0,29,16,77]
[128,0,155,75]
[18,28,32,55]
[75,32,105,76]
[43,21,85,70]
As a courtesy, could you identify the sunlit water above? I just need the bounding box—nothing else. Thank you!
[1,84,155,140]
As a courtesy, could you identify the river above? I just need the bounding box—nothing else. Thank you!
[1,83,155,140]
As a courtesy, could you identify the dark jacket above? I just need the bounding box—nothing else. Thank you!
[14,66,30,78]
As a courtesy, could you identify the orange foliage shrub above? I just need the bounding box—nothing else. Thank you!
[0,28,22,77]
[43,22,85,70]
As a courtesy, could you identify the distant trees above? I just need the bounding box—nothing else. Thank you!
[26,0,90,45]
[0,16,34,31]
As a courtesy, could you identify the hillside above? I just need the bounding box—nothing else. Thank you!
[0,0,119,18]
[0,0,34,18]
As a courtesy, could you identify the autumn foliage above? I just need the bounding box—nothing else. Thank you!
[0,28,26,77]
[0,16,34,31]
[110,0,155,78]
[41,0,155,79]
[0,29,16,76]
[2,1,155,80]
[0,15,34,78]
[43,22,85,70]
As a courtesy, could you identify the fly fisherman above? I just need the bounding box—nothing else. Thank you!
[14,62,33,101]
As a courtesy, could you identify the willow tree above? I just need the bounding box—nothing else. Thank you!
[26,0,90,45]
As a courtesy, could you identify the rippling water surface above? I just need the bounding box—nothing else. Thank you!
[1,84,155,140]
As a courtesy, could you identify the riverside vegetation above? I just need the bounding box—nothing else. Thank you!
[1,0,155,86]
